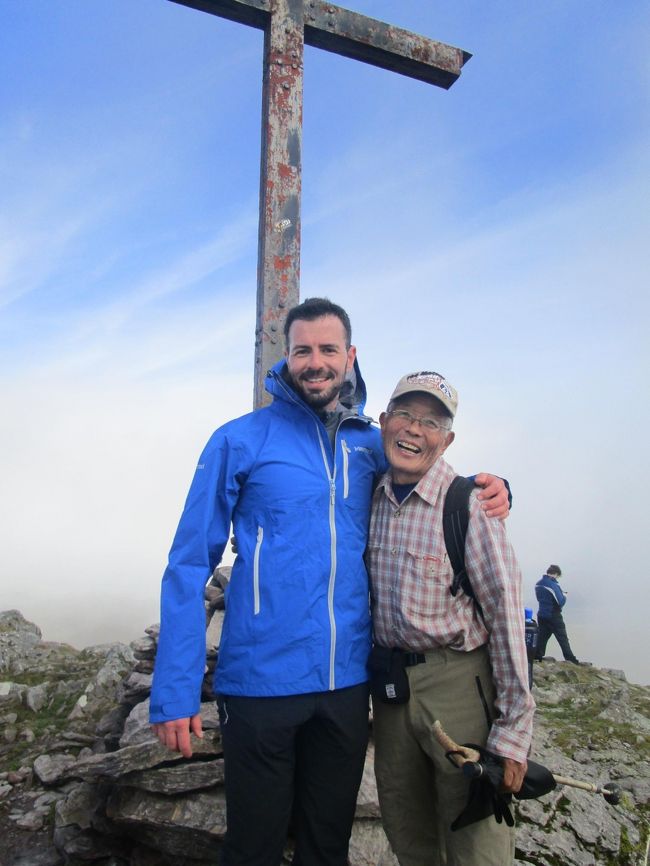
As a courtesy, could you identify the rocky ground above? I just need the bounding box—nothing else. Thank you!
[1,601,649,866]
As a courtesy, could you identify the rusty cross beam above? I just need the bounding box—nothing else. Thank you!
[168,0,471,407]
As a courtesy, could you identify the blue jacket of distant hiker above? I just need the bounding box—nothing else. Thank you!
[149,358,387,723]
[535,574,567,620]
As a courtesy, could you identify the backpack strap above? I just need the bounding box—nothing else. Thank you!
[443,476,484,622]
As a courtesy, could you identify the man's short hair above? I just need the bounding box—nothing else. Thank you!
[547,564,562,576]
[284,297,352,348]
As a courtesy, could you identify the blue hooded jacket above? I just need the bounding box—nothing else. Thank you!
[150,358,386,723]
[535,574,567,619]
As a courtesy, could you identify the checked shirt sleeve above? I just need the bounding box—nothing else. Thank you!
[464,493,535,763]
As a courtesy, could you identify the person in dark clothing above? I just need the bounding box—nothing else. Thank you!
[534,564,580,664]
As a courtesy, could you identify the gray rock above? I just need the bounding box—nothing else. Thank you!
[120,759,225,794]
[376,847,399,866]
[0,681,27,705]
[15,809,46,831]
[97,704,132,738]
[67,692,90,720]
[205,585,225,611]
[133,659,155,674]
[7,767,31,784]
[210,566,231,590]
[60,731,96,745]
[130,636,156,656]
[0,610,42,671]
[55,780,105,830]
[33,790,65,810]
[33,753,77,785]
[118,700,157,748]
[119,672,152,702]
[93,645,136,691]
[206,610,225,653]
[119,699,220,748]
[62,729,223,782]
[354,743,381,819]
[53,823,127,861]
[62,647,136,725]
[348,820,393,866]
[25,682,50,712]
[597,702,650,733]
[106,786,227,859]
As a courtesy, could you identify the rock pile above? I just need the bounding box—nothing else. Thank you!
[1,596,649,866]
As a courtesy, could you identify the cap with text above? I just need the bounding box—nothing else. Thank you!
[389,371,458,418]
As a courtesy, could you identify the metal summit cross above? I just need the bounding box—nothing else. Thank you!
[168,0,471,407]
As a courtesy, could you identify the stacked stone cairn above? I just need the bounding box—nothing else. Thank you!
[0,576,389,866]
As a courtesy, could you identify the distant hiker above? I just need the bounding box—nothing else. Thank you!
[535,565,580,664]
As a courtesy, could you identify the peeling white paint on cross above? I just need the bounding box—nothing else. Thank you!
[168,0,471,406]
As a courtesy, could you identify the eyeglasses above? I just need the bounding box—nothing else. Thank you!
[386,409,450,432]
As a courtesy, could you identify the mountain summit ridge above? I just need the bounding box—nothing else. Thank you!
[1,608,648,866]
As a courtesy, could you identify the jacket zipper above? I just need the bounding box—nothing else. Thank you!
[316,425,338,691]
[253,525,263,615]
[267,378,366,691]
[341,439,351,499]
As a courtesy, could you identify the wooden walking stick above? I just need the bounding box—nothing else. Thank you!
[432,721,621,805]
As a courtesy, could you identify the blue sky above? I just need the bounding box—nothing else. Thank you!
[1,1,648,684]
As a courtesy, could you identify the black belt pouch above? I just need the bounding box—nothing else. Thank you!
[368,645,410,705]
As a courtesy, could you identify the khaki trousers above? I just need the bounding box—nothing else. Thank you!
[373,646,515,866]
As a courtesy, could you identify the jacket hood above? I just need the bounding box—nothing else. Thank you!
[265,357,369,416]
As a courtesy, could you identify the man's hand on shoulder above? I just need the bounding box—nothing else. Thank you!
[474,473,510,520]
[501,756,527,793]
[151,713,203,758]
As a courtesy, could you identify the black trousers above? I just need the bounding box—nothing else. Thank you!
[536,613,578,662]
[216,683,370,866]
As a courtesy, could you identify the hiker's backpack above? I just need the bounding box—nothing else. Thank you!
[442,475,484,621]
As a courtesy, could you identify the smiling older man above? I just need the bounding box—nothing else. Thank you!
[368,371,534,866]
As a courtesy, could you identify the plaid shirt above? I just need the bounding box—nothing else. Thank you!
[367,457,534,762]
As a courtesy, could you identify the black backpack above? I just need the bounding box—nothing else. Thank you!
[443,475,484,621]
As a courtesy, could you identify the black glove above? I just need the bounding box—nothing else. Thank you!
[448,746,514,831]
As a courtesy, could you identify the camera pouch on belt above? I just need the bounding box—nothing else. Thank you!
[368,645,410,705]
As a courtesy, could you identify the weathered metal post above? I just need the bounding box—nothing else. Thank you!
[255,0,303,407]
[167,0,471,407]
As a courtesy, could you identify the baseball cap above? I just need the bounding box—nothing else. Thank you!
[388,371,458,418]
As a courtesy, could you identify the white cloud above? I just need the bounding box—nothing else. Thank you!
[0,367,248,649]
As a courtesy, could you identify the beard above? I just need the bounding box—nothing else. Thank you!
[291,369,345,410]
